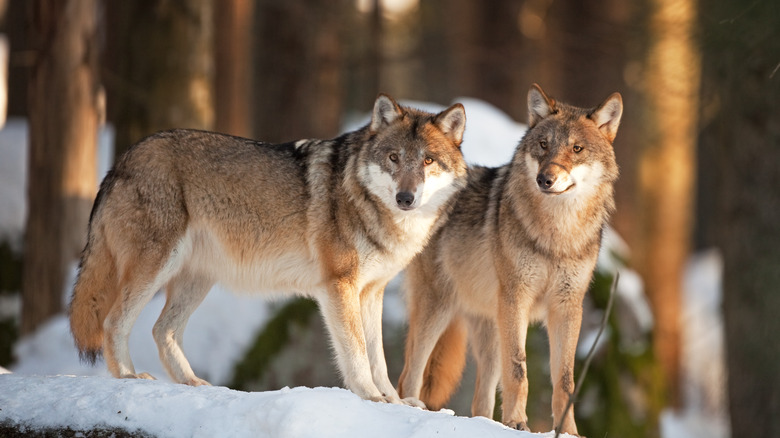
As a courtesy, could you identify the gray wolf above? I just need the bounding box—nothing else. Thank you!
[69,94,468,404]
[397,84,622,433]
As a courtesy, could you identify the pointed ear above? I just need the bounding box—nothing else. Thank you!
[528,83,556,128]
[591,92,623,142]
[370,94,404,133]
[434,103,466,147]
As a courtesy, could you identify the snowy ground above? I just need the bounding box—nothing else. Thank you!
[0,99,727,437]
[0,375,552,438]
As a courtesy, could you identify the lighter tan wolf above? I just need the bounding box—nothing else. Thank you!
[69,94,468,405]
[397,84,622,434]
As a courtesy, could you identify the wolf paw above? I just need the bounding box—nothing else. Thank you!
[369,394,403,404]
[185,377,211,387]
[504,420,530,432]
[120,372,157,380]
[401,397,427,409]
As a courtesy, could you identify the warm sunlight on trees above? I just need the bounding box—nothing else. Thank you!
[22,0,100,335]
[4,0,778,436]
[215,0,254,138]
[635,0,700,417]
[106,0,215,156]
[253,0,347,143]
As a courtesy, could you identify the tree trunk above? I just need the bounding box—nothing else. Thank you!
[106,0,214,156]
[701,1,780,436]
[23,0,100,335]
[214,0,254,138]
[634,0,700,415]
[253,0,345,143]
[448,0,527,121]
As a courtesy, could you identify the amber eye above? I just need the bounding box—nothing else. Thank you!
[424,157,434,166]
[389,153,399,162]
[573,145,583,153]
[540,140,548,149]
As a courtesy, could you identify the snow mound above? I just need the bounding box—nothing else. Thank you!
[0,375,571,438]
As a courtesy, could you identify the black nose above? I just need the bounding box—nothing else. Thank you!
[396,192,415,208]
[536,173,555,189]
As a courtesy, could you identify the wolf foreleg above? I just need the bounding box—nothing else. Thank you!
[319,279,392,403]
[359,281,412,404]
[547,290,584,436]
[497,283,532,432]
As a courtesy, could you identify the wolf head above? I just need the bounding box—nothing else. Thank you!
[361,94,467,214]
[519,84,622,198]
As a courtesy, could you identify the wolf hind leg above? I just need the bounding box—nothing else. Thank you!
[396,282,459,408]
[103,266,171,380]
[102,230,191,381]
[153,269,213,386]
[467,315,501,418]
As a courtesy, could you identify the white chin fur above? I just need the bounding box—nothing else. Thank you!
[363,164,399,210]
[419,171,457,212]
[568,162,604,197]
[546,176,574,194]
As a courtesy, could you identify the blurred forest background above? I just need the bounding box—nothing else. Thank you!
[0,0,777,437]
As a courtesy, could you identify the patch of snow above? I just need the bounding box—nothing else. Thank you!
[0,118,27,248]
[12,282,270,386]
[661,409,728,438]
[0,375,569,437]
[0,119,114,248]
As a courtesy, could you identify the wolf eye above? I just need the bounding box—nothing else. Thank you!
[389,153,399,162]
[424,157,434,166]
[540,140,548,149]
[573,145,583,153]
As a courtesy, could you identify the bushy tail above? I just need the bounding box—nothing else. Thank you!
[420,317,468,411]
[69,226,118,364]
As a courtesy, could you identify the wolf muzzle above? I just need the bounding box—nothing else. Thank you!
[536,171,574,195]
[536,172,556,190]
[396,191,415,210]
[536,173,556,190]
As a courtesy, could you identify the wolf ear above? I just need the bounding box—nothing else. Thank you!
[370,94,404,133]
[591,92,623,142]
[434,103,466,147]
[528,84,556,128]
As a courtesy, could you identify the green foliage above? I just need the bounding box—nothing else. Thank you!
[0,240,22,367]
[229,298,319,390]
[469,270,658,436]
[0,240,23,293]
[522,324,555,430]
[487,271,656,435]
[0,317,17,367]
[576,270,659,438]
